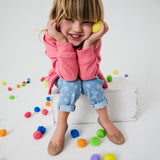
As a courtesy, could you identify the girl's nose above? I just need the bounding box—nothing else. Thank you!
[72,21,82,33]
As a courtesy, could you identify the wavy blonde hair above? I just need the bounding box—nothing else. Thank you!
[49,0,104,28]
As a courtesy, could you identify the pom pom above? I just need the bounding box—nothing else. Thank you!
[96,129,105,138]
[106,75,112,82]
[9,95,15,100]
[33,131,42,140]
[46,97,51,101]
[2,81,6,85]
[0,129,7,137]
[8,87,12,91]
[34,106,40,112]
[70,129,79,138]
[90,137,100,146]
[113,70,118,75]
[77,138,87,148]
[103,153,116,160]
[16,84,20,88]
[90,154,101,160]
[37,126,46,134]
[24,112,31,118]
[42,109,48,115]
[92,21,102,33]
[45,101,51,107]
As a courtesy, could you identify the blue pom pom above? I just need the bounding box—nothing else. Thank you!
[34,106,40,112]
[46,96,51,101]
[37,126,46,134]
[70,129,79,138]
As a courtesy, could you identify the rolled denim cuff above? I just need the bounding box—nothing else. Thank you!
[92,99,108,110]
[57,104,76,112]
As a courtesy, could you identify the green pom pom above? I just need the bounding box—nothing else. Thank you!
[22,83,26,87]
[9,95,15,100]
[106,75,112,82]
[96,129,105,138]
[90,137,100,146]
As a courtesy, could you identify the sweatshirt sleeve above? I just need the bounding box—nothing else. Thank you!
[77,40,102,80]
[43,32,78,81]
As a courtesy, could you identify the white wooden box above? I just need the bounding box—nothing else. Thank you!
[50,77,138,124]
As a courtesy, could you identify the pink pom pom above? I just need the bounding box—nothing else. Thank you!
[33,131,42,140]
[42,109,48,115]
[24,112,31,118]
[8,87,12,91]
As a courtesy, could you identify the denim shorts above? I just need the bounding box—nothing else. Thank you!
[55,76,107,112]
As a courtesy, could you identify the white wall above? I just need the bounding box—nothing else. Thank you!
[0,0,160,108]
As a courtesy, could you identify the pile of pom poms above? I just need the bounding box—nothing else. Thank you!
[90,153,116,160]
[24,96,51,118]
[33,126,46,140]
[70,128,105,148]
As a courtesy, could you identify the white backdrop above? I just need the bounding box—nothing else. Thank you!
[0,0,160,111]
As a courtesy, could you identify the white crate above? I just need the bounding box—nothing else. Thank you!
[50,77,138,124]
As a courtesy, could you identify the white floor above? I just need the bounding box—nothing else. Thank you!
[1,77,160,160]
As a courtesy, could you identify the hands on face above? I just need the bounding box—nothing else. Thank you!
[47,20,109,49]
[82,22,109,49]
[47,20,67,42]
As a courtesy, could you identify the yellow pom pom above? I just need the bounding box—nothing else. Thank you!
[44,81,48,88]
[2,81,6,85]
[113,70,118,75]
[103,153,116,160]
[92,21,102,33]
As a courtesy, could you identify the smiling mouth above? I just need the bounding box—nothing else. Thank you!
[71,34,81,38]
[69,34,82,40]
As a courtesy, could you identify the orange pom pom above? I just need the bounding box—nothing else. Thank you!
[0,129,7,137]
[16,84,20,88]
[45,101,51,107]
[77,138,87,148]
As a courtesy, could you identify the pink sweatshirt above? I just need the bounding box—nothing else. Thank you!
[43,32,108,94]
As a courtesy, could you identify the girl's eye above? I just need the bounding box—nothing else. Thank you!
[82,21,91,24]
[66,18,74,22]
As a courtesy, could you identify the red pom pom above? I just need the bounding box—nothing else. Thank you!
[33,131,42,140]
[42,109,48,115]
[24,112,31,118]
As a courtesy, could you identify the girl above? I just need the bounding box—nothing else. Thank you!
[43,0,125,156]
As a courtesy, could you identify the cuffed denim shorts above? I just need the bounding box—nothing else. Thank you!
[55,76,107,112]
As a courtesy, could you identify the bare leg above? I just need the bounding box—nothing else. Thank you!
[50,111,69,145]
[48,111,69,155]
[96,106,125,144]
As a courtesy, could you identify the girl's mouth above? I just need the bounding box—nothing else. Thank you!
[69,34,82,40]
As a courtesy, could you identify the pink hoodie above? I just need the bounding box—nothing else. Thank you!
[43,32,108,94]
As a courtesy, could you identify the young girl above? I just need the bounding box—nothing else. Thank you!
[43,0,125,155]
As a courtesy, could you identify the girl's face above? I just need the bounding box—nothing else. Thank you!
[59,19,92,47]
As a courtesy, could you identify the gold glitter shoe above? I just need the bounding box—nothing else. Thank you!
[98,118,125,145]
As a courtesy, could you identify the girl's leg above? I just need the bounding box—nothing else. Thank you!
[48,78,82,155]
[50,111,69,145]
[82,77,125,144]
[96,107,125,144]
[48,111,69,155]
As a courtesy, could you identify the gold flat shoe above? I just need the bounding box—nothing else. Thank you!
[98,118,125,145]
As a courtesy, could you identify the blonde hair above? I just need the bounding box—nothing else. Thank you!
[49,0,104,28]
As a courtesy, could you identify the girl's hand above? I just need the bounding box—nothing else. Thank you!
[47,20,67,42]
[82,22,109,50]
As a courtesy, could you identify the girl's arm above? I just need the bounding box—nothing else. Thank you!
[43,32,79,81]
[77,40,102,80]
[77,22,109,80]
